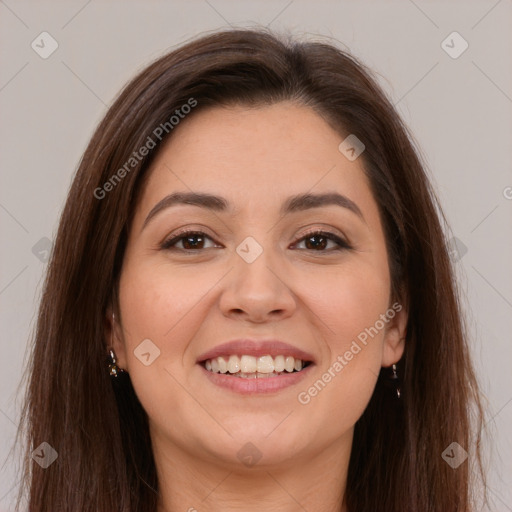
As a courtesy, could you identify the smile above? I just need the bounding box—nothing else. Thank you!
[203,354,310,378]
[199,354,314,394]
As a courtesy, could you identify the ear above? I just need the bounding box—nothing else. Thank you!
[105,305,127,369]
[381,301,408,367]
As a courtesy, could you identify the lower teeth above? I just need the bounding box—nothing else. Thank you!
[225,370,300,378]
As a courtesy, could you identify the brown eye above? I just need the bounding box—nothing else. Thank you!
[294,231,351,252]
[161,231,217,251]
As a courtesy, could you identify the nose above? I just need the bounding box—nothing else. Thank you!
[219,246,296,324]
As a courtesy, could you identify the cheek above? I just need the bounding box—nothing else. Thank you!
[296,258,390,351]
[119,259,219,344]
[117,260,216,432]
[335,276,389,349]
[117,259,209,382]
[292,258,390,420]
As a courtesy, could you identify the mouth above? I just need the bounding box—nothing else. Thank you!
[196,339,315,394]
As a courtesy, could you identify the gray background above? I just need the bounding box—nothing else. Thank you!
[1,1,511,510]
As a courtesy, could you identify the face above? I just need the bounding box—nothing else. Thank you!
[111,102,407,469]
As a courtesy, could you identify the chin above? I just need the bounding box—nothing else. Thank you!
[207,417,308,467]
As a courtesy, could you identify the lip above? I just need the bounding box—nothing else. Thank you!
[199,362,314,394]
[196,339,316,363]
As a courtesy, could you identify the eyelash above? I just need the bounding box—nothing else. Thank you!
[160,229,352,253]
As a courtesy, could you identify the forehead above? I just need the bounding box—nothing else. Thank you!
[136,102,374,219]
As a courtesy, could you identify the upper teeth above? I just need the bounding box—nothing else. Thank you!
[204,355,305,374]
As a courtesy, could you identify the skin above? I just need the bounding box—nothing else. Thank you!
[108,102,407,512]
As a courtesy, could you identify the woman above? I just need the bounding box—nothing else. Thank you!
[17,28,487,511]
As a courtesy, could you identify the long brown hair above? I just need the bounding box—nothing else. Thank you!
[16,28,487,511]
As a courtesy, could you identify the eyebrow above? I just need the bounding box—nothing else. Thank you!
[142,191,364,230]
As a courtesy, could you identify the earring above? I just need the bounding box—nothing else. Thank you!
[390,363,401,399]
[108,311,125,377]
[108,349,124,377]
